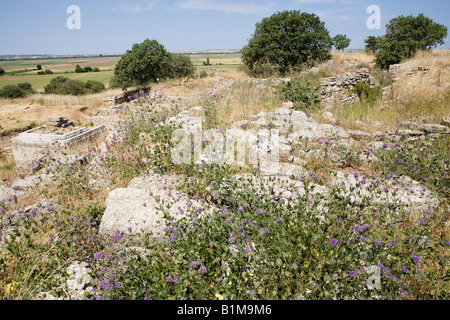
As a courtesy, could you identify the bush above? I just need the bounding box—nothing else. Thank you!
[109,75,121,89]
[85,80,106,94]
[38,69,53,75]
[351,82,382,104]
[0,85,27,98]
[17,82,34,93]
[242,61,277,78]
[170,53,195,79]
[44,76,106,95]
[0,67,5,76]
[199,71,209,78]
[75,65,84,73]
[278,78,321,111]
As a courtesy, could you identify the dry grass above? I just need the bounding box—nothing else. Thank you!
[386,50,450,122]
[331,51,377,65]
[324,50,450,129]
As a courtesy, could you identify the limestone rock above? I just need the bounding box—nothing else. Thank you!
[440,117,450,128]
[65,261,93,300]
[421,124,450,134]
[100,174,212,239]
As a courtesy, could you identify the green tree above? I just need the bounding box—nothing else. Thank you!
[85,80,106,94]
[364,36,381,54]
[114,39,174,90]
[37,64,42,70]
[170,53,195,79]
[0,85,27,98]
[45,76,70,94]
[75,64,84,73]
[375,14,447,69]
[17,82,34,94]
[0,67,5,76]
[332,34,351,52]
[242,10,332,76]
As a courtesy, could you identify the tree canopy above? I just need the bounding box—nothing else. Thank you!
[114,39,195,90]
[368,13,448,69]
[364,36,380,54]
[332,34,351,52]
[241,10,332,76]
[114,39,174,90]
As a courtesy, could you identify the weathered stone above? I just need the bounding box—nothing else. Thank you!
[47,117,63,122]
[347,130,372,140]
[11,125,105,175]
[441,117,450,128]
[330,171,438,213]
[421,124,450,134]
[65,261,93,300]
[100,174,213,240]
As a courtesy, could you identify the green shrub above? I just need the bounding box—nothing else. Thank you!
[17,82,34,94]
[109,75,121,89]
[243,61,277,78]
[170,54,195,79]
[85,80,106,94]
[38,69,53,75]
[199,71,208,78]
[351,82,382,104]
[57,80,88,96]
[83,202,106,225]
[45,76,106,95]
[0,67,5,76]
[0,85,27,98]
[75,65,84,73]
[278,78,321,111]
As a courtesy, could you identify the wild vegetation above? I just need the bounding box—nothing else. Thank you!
[0,11,448,301]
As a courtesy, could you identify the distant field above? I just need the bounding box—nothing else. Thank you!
[0,56,120,89]
[189,53,243,73]
[0,53,243,90]
[0,70,115,90]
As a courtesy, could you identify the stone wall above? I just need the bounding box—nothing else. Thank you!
[320,69,376,105]
[389,64,429,83]
[102,87,151,105]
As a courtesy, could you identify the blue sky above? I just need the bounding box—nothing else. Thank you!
[0,0,448,55]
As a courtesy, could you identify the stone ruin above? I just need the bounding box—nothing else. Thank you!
[320,69,376,105]
[11,117,105,174]
[47,117,75,128]
[389,64,429,83]
[101,87,151,105]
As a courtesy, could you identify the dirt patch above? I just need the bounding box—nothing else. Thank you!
[0,103,99,148]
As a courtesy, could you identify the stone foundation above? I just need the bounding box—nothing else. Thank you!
[12,125,105,174]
